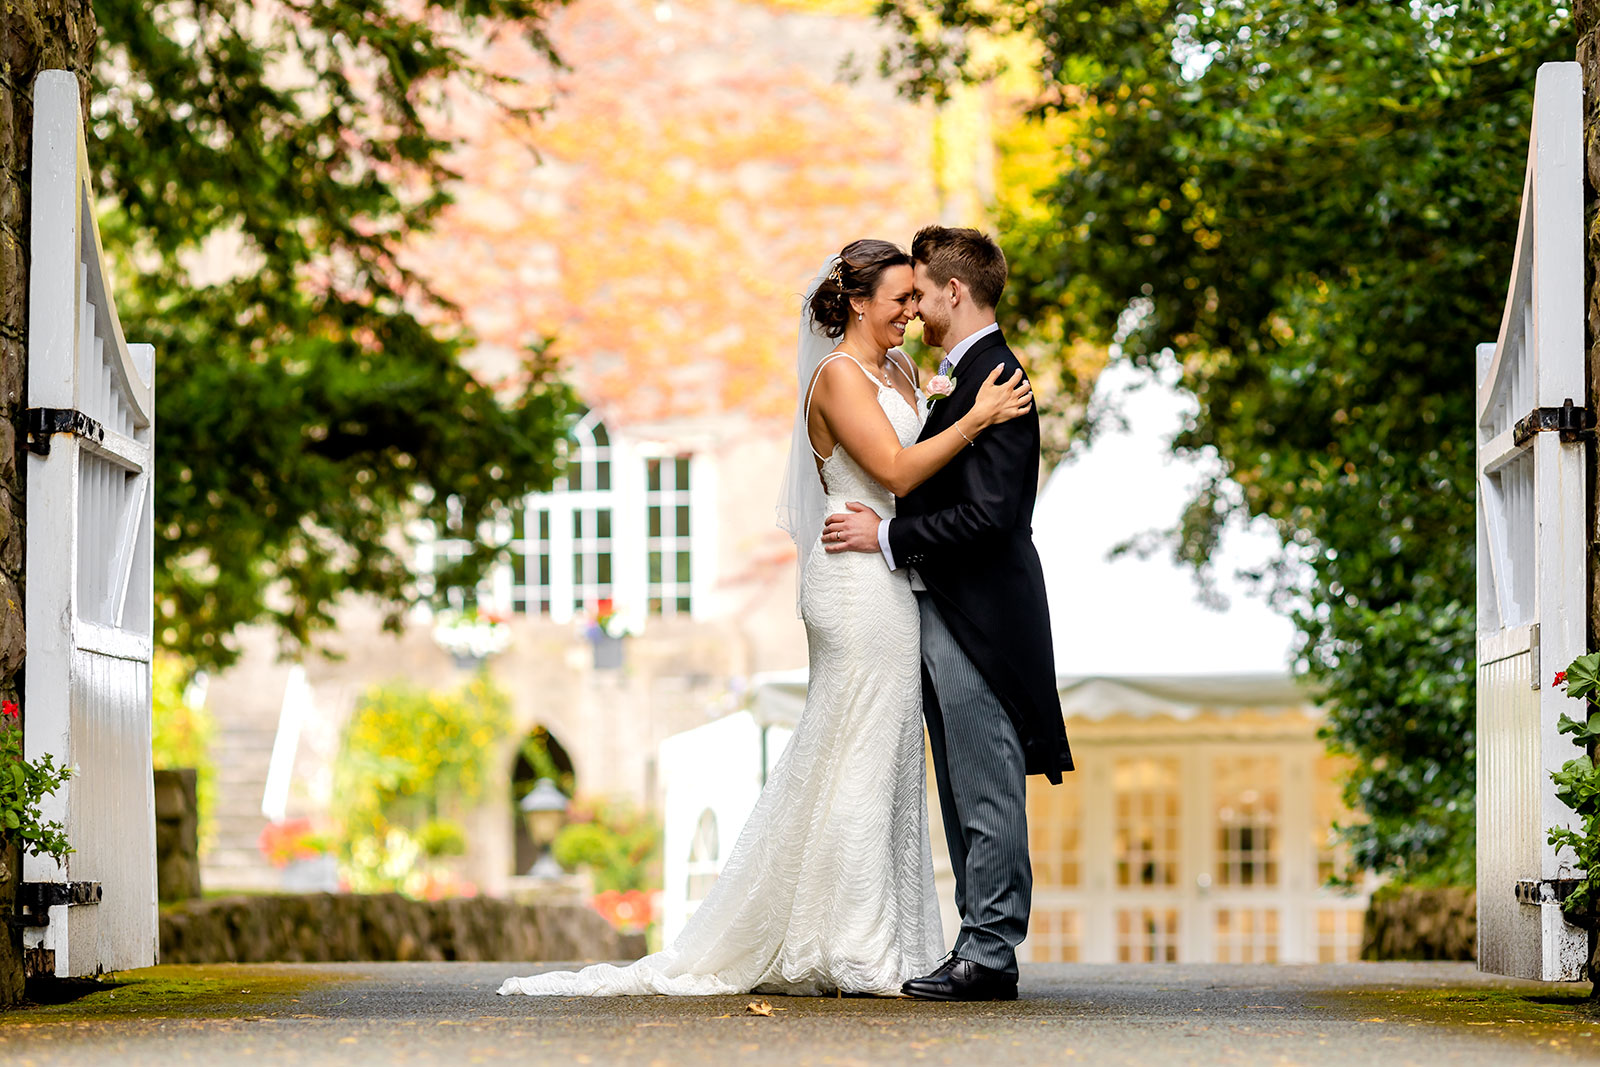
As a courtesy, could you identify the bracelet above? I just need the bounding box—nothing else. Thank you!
[957,424,976,447]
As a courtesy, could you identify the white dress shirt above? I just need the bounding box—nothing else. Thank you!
[877,321,1001,578]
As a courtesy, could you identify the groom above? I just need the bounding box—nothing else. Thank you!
[822,225,1073,1001]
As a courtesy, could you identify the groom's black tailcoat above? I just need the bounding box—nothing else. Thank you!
[889,329,1074,783]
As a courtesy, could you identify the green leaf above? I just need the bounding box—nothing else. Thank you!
[1563,652,1600,702]
[1556,712,1600,742]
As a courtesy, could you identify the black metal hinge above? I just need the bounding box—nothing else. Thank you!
[13,881,102,927]
[24,407,106,457]
[1515,878,1583,905]
[1512,399,1596,448]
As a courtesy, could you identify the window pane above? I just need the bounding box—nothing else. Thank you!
[598,554,612,584]
[569,458,584,492]
[676,596,691,614]
[572,511,583,538]
[597,510,612,538]
[648,507,662,538]
[538,511,550,539]
[676,505,690,537]
[649,552,662,583]
[513,506,525,540]
[538,554,550,584]
[649,596,663,613]
[676,553,691,583]
[592,422,609,447]
[573,554,585,585]
[1214,756,1281,888]
[1113,757,1181,888]
[647,460,662,492]
[675,456,691,488]
[597,461,611,491]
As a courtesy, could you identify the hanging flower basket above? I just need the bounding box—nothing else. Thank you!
[432,607,512,666]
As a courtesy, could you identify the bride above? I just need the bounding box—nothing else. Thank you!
[498,239,1032,997]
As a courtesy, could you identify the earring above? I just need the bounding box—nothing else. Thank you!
[857,312,863,322]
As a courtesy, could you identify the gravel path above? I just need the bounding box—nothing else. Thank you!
[0,961,1595,1065]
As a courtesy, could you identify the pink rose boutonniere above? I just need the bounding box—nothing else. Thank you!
[925,374,954,406]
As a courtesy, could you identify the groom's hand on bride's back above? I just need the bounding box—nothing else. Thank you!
[822,501,882,554]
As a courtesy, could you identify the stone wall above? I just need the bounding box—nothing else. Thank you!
[154,769,202,903]
[0,0,97,1010]
[1362,886,1477,962]
[1577,1,1600,986]
[159,892,648,965]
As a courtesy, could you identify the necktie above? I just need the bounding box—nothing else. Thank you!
[937,357,953,379]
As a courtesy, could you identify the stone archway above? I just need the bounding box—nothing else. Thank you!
[511,725,576,875]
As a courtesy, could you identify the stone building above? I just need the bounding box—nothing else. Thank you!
[198,0,986,892]
[199,2,1367,953]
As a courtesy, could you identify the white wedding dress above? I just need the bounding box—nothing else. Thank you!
[499,356,942,997]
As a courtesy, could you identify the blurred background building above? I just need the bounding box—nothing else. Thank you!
[193,0,1368,964]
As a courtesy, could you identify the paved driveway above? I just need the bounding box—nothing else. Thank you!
[0,961,1594,1065]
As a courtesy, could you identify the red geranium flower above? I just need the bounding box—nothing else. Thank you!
[1554,671,1568,687]
[1,700,18,719]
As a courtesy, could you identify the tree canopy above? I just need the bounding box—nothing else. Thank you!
[90,0,574,670]
[880,0,1571,881]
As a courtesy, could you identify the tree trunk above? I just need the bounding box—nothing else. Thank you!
[0,0,97,1009]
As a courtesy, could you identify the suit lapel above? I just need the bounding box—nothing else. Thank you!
[922,331,1007,433]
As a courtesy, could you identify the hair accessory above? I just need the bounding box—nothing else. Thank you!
[827,262,844,285]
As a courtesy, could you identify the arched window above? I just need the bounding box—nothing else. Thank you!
[510,410,616,618]
[479,406,709,623]
[566,413,615,615]
[685,808,720,905]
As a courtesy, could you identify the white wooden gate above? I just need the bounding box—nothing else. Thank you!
[1475,61,1590,983]
[21,70,158,976]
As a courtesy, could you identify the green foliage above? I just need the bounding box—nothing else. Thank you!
[552,797,661,894]
[415,818,468,858]
[1552,654,1600,915]
[91,0,575,671]
[0,709,73,865]
[332,674,510,891]
[151,651,216,848]
[880,0,1570,882]
[513,727,575,798]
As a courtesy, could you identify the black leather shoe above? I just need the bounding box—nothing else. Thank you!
[901,957,1018,1001]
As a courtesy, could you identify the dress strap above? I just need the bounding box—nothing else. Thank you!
[803,351,880,460]
[886,348,918,392]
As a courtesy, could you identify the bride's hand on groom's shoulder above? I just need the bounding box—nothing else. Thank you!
[969,365,1032,430]
[822,502,882,554]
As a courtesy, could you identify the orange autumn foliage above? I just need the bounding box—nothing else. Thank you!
[410,0,946,425]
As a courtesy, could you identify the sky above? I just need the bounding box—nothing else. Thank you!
[1036,361,1300,678]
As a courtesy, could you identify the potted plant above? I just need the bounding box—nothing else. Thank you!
[0,699,73,999]
[258,817,338,891]
[432,605,512,669]
[583,599,638,670]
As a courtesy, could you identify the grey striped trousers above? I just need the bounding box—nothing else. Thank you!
[917,592,1031,977]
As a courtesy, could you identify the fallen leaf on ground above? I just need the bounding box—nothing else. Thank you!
[746,1001,774,1016]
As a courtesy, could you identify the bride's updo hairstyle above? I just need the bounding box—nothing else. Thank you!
[808,239,913,339]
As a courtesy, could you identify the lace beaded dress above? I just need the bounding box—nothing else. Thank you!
[498,358,941,997]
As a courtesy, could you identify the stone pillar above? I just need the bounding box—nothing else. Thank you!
[1578,0,1600,990]
[0,0,97,1008]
